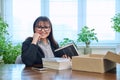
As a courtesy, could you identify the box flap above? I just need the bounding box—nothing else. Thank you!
[104,51,120,63]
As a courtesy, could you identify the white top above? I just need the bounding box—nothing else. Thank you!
[37,40,54,58]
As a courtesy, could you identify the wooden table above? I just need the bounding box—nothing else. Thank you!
[0,64,120,80]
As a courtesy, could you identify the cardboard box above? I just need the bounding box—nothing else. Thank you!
[72,51,120,73]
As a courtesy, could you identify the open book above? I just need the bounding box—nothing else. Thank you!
[42,58,71,70]
[55,43,79,58]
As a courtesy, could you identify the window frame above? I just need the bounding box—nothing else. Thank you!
[2,0,120,47]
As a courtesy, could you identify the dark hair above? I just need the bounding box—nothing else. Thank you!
[33,16,58,48]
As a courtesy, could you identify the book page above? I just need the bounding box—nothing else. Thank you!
[42,58,70,62]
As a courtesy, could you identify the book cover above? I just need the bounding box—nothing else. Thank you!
[55,43,79,58]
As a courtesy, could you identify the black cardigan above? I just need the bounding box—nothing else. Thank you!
[21,37,62,67]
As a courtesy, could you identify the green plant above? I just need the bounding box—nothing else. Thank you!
[59,38,74,47]
[111,13,120,32]
[0,16,21,64]
[77,26,98,47]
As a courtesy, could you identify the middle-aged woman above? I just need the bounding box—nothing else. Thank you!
[21,16,68,67]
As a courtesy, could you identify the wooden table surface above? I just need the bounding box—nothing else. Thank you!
[0,64,120,80]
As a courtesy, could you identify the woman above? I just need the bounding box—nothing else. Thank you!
[21,16,67,67]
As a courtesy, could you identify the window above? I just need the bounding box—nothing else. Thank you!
[3,0,120,46]
[49,0,78,42]
[86,0,115,41]
[4,0,41,43]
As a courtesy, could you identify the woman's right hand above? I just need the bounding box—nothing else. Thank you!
[62,54,71,59]
[31,33,41,45]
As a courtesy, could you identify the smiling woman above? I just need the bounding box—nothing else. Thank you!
[21,16,70,67]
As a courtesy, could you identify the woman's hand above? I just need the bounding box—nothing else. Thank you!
[31,33,41,44]
[62,54,71,60]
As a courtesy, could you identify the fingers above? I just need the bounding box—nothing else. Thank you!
[62,54,67,58]
[38,36,41,41]
[62,54,71,59]
[32,33,41,44]
[62,54,71,61]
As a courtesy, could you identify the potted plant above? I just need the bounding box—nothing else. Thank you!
[111,13,120,32]
[0,16,21,63]
[77,26,98,54]
[111,13,120,54]
[59,38,74,47]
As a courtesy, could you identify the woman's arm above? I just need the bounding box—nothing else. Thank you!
[21,37,38,66]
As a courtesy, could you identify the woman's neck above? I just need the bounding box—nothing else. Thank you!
[41,38,48,45]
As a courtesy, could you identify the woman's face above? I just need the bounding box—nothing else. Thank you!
[35,21,51,39]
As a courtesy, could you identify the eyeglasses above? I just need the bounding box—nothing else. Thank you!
[35,26,50,31]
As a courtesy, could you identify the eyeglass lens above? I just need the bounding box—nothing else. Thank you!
[36,26,50,31]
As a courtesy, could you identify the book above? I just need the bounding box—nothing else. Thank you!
[42,58,72,70]
[55,43,79,58]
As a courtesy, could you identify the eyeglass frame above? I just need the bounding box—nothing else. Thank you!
[35,26,50,31]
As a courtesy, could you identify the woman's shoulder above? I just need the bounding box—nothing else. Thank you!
[25,37,33,41]
[23,37,33,43]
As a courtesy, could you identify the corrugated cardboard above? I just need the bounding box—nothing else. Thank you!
[72,51,120,73]
[104,51,120,63]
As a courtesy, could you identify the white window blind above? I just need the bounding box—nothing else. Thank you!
[8,0,41,43]
[86,0,115,41]
[3,0,120,46]
[49,0,78,42]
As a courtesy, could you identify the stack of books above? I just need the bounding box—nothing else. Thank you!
[42,58,71,70]
[42,43,79,70]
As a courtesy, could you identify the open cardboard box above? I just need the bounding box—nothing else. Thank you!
[72,51,120,73]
